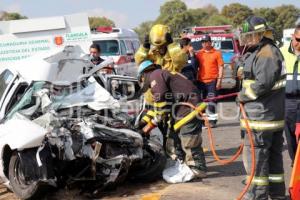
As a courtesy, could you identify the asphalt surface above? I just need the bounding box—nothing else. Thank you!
[0,102,293,200]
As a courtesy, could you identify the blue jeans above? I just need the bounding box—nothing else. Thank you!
[196,80,217,116]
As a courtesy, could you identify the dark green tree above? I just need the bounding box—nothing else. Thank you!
[156,0,187,23]
[88,17,115,29]
[273,5,300,42]
[205,14,232,26]
[187,8,210,26]
[134,21,154,41]
[203,4,219,16]
[274,5,300,29]
[0,11,27,20]
[155,0,192,36]
[221,3,253,27]
[253,8,281,41]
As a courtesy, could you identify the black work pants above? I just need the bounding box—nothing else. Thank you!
[284,98,300,162]
[242,130,286,200]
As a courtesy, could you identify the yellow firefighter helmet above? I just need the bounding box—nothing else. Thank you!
[149,24,170,47]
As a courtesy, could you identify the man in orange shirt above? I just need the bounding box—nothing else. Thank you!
[196,35,224,127]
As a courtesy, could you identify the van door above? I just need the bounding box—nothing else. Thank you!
[0,69,18,120]
[124,40,138,77]
[117,40,129,76]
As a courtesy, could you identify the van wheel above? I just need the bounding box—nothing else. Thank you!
[8,153,48,200]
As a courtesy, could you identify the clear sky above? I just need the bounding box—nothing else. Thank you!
[0,0,298,28]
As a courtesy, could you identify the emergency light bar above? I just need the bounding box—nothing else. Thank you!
[192,25,232,34]
[96,26,113,33]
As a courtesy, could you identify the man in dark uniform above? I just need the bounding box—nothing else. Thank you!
[137,60,207,179]
[89,43,114,75]
[180,37,198,82]
[238,16,286,199]
[281,24,300,163]
[89,43,104,65]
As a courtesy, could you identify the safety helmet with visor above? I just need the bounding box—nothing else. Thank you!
[239,16,274,46]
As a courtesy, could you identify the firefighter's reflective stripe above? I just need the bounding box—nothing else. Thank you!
[242,80,255,88]
[242,80,258,100]
[243,79,286,92]
[254,24,265,30]
[154,101,167,108]
[247,176,269,186]
[240,120,284,131]
[154,110,166,115]
[146,110,156,117]
[154,101,168,116]
[272,79,286,90]
[245,86,257,100]
[142,110,156,123]
[174,103,207,131]
[286,74,300,80]
[142,115,151,123]
[269,174,284,183]
[207,113,218,121]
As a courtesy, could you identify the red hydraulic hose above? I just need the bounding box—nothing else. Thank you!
[179,102,243,164]
[177,101,256,200]
[237,103,256,200]
[203,92,238,102]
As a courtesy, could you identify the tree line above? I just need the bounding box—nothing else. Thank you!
[1,1,299,42]
[134,0,300,43]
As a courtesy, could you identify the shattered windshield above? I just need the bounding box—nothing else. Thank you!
[6,82,45,119]
[6,79,120,120]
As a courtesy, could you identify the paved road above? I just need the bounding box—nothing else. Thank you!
[0,102,292,200]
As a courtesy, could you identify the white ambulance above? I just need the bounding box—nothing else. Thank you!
[91,27,140,77]
[0,13,92,68]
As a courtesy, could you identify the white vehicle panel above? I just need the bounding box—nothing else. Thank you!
[0,117,46,150]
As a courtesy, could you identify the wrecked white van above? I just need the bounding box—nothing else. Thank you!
[0,46,165,199]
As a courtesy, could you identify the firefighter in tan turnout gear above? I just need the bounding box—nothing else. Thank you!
[134,24,187,73]
[238,16,286,200]
[134,24,187,104]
